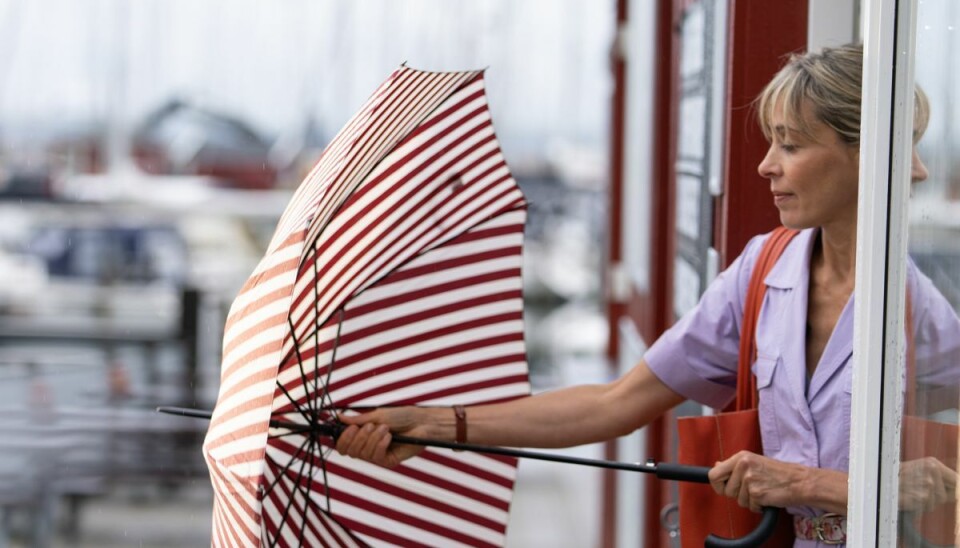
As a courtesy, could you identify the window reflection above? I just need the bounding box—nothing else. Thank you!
[902,1,960,545]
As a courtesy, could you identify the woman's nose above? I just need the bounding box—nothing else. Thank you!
[911,147,929,184]
[757,145,779,179]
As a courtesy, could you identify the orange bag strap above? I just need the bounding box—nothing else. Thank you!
[734,227,800,411]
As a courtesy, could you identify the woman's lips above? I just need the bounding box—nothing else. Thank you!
[772,192,794,206]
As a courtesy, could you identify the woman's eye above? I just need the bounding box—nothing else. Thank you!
[780,144,798,153]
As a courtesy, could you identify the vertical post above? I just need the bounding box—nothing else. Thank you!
[180,287,201,406]
[0,508,9,548]
[848,0,918,544]
[603,2,628,545]
[645,1,680,544]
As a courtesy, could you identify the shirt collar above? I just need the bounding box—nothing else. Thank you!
[763,228,817,289]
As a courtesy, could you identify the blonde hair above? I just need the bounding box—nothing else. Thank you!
[757,43,929,145]
[913,85,930,143]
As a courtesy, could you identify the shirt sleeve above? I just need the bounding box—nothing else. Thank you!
[908,261,960,387]
[644,234,768,409]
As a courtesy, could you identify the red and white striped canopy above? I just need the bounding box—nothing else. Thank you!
[203,66,531,547]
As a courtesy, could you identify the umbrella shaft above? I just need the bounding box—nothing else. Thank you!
[156,406,711,483]
[392,433,710,483]
[157,406,316,433]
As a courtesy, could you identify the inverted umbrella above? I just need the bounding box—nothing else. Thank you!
[202,65,531,548]
[184,65,777,548]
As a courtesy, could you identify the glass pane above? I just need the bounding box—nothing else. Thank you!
[901,1,960,544]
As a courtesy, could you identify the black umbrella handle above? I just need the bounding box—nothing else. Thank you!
[654,463,778,548]
[900,511,952,548]
[654,462,712,483]
[703,507,778,548]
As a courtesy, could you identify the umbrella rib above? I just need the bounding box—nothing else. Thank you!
[266,435,322,548]
[302,435,336,545]
[314,309,342,515]
[318,308,344,423]
[262,433,313,501]
[319,451,334,516]
[286,315,317,424]
[290,437,327,548]
[303,265,332,517]
[268,428,324,441]
[275,375,313,431]
[304,266,337,516]
[312,241,322,423]
[293,434,318,548]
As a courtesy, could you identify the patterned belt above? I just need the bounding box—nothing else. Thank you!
[793,513,846,544]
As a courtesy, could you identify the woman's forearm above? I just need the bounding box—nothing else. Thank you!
[797,467,848,514]
[417,359,685,448]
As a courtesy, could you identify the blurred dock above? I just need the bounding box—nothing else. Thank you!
[32,440,602,548]
[0,344,604,548]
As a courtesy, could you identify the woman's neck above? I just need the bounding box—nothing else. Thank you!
[815,223,857,284]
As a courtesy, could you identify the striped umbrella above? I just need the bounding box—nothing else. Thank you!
[202,66,531,547]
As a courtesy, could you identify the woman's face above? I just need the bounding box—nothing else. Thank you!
[757,101,861,231]
[758,100,930,232]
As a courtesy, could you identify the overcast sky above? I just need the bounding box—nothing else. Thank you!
[0,0,614,162]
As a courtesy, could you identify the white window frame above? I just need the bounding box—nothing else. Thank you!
[621,0,659,294]
[847,0,919,545]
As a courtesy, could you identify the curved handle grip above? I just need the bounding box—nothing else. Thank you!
[900,511,952,548]
[704,507,778,548]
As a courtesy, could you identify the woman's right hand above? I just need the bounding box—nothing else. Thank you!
[335,407,430,468]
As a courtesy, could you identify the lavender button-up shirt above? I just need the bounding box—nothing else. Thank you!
[645,228,960,547]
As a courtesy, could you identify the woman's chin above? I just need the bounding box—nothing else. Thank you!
[777,213,809,231]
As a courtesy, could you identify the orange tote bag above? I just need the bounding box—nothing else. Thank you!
[676,227,797,547]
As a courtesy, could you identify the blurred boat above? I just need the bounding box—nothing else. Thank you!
[131,99,279,190]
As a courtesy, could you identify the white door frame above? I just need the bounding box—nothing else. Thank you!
[847,0,919,545]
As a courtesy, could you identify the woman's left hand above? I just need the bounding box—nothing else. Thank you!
[707,450,808,512]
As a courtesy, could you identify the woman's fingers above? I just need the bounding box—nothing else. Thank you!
[709,451,803,512]
[931,461,950,509]
[334,408,427,468]
[736,476,752,510]
[708,458,734,496]
[337,423,395,466]
[358,423,385,459]
[335,410,386,457]
[727,456,756,510]
[335,424,361,456]
[710,452,756,509]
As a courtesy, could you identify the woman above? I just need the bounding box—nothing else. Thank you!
[336,44,957,544]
